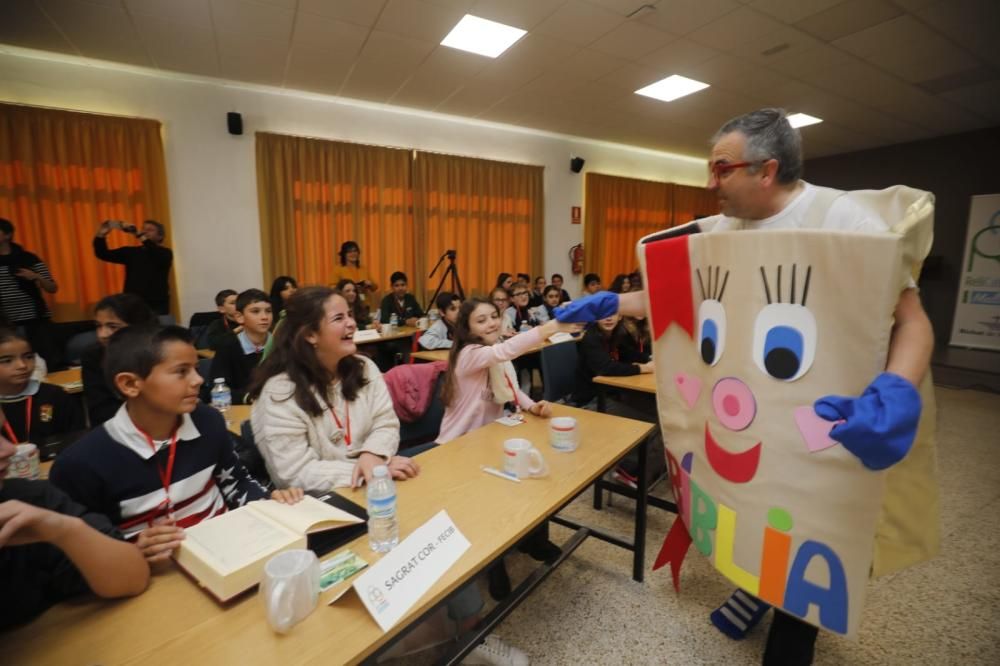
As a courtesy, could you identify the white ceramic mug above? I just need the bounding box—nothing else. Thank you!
[503,438,548,478]
[549,417,579,452]
[5,443,40,480]
[260,549,320,634]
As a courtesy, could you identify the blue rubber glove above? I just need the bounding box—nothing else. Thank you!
[554,291,619,323]
[814,372,921,471]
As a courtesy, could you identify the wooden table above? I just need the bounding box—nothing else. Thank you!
[225,404,252,435]
[593,372,657,394]
[45,367,83,394]
[197,348,215,359]
[358,325,417,345]
[6,405,652,665]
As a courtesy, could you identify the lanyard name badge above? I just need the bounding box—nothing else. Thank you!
[1,397,32,443]
[137,425,179,518]
[331,402,351,447]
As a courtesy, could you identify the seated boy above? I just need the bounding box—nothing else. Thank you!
[203,289,240,351]
[419,292,460,350]
[50,325,300,564]
[378,272,424,326]
[207,288,272,404]
[583,272,603,294]
[1,414,149,629]
[0,328,85,454]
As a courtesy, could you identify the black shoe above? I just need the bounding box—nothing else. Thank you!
[518,537,562,564]
[487,562,511,600]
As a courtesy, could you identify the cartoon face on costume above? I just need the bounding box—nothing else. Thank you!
[641,227,905,637]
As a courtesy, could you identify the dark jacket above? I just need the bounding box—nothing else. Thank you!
[92,237,173,313]
[572,323,651,405]
[205,334,264,404]
[379,293,424,324]
[2,382,85,445]
[81,343,121,426]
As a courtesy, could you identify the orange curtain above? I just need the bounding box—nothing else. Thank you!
[413,152,544,302]
[584,173,673,285]
[0,102,172,321]
[672,183,719,225]
[255,132,413,295]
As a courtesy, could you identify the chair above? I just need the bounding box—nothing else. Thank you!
[236,419,273,490]
[408,330,423,364]
[539,341,579,403]
[188,311,217,328]
[157,314,177,326]
[64,330,98,366]
[399,373,446,448]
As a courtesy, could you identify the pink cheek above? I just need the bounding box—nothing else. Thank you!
[711,377,756,432]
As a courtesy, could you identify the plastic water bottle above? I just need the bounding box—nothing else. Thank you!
[519,321,531,333]
[389,313,399,335]
[210,378,231,415]
[367,465,399,553]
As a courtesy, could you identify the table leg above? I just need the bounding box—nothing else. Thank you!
[632,436,649,582]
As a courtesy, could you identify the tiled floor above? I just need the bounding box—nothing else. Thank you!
[424,386,1000,665]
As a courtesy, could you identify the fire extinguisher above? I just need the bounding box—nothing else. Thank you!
[569,244,584,275]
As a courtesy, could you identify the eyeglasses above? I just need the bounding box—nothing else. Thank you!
[512,291,528,297]
[708,160,765,180]
[493,297,509,303]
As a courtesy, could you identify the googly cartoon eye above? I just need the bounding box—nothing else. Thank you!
[752,303,816,381]
[698,299,726,366]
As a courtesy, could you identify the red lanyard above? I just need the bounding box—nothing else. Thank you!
[603,338,620,362]
[503,373,522,410]
[330,403,351,446]
[136,425,179,510]
[1,397,32,443]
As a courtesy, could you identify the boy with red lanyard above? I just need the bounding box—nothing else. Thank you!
[0,328,84,454]
[50,325,301,564]
[207,288,272,404]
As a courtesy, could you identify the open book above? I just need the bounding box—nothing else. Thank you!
[174,495,364,602]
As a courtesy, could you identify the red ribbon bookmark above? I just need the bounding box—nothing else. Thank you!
[652,518,693,593]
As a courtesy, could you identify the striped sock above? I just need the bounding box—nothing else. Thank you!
[710,589,771,640]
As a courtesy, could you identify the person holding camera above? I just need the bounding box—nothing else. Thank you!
[93,220,173,315]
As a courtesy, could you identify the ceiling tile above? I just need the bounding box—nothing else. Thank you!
[546,48,632,83]
[125,0,213,26]
[637,0,741,36]
[794,0,901,42]
[589,20,676,60]
[468,0,565,30]
[687,6,786,50]
[37,0,153,67]
[388,46,487,108]
[376,0,465,43]
[296,0,387,27]
[834,15,980,85]
[291,11,368,59]
[132,13,220,76]
[0,0,76,54]
[596,62,668,94]
[729,23,823,68]
[588,0,661,18]
[434,76,512,117]
[209,0,294,42]
[217,31,288,85]
[942,79,1000,123]
[283,44,355,95]
[916,0,1000,69]
[637,38,720,72]
[532,1,626,47]
[748,0,843,24]
[339,30,437,101]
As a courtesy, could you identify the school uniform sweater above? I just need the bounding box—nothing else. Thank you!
[572,324,651,405]
[0,479,124,629]
[49,403,268,540]
[81,343,121,426]
[204,315,240,351]
[378,293,424,324]
[1,381,84,444]
[207,330,268,404]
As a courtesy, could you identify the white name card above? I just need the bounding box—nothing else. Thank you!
[353,329,382,343]
[353,510,470,631]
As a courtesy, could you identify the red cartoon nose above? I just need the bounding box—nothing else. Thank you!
[712,377,757,431]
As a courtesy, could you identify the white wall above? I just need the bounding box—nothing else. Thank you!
[0,47,708,321]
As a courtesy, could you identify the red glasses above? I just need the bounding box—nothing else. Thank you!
[708,160,764,180]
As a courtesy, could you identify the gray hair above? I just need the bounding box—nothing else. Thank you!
[712,108,802,184]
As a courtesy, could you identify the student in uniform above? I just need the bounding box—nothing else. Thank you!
[418,292,460,350]
[202,289,240,351]
[50,325,302,565]
[269,276,298,321]
[336,278,378,331]
[207,289,272,404]
[0,412,149,629]
[609,274,632,294]
[582,272,603,294]
[494,272,514,292]
[550,273,571,304]
[529,276,546,308]
[81,293,158,426]
[378,272,423,327]
[531,285,563,323]
[0,328,84,450]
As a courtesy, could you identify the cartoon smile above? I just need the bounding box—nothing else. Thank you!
[704,422,761,483]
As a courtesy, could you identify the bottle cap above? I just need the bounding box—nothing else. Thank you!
[372,465,389,478]
[214,378,225,384]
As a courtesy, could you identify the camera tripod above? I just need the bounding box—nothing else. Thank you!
[427,249,465,311]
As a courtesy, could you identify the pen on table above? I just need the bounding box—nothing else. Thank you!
[481,465,521,483]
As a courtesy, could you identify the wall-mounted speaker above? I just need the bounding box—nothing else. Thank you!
[227,112,243,136]
[570,156,585,173]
